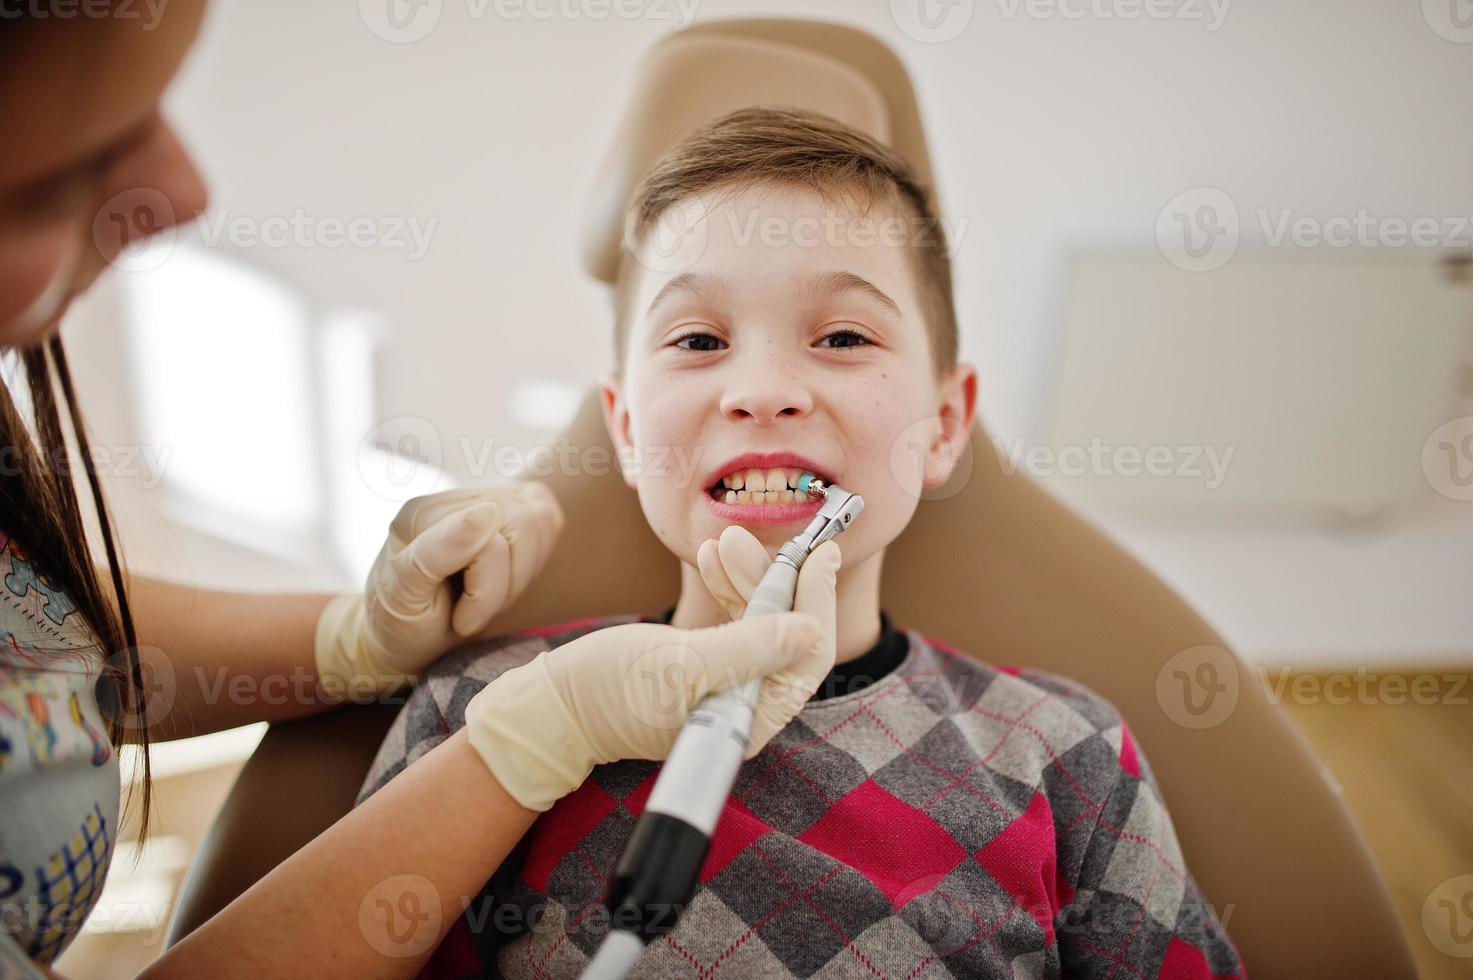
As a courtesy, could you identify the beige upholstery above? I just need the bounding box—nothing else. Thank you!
[579,20,935,285]
[166,20,1415,978]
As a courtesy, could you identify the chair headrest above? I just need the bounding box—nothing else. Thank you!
[579,18,939,284]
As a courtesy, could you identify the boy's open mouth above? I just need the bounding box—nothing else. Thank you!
[700,455,839,524]
[706,465,823,505]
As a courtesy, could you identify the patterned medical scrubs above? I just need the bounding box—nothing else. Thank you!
[0,531,120,976]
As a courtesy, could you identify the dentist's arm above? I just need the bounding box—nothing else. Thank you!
[121,482,564,740]
[143,608,828,979]
[140,726,536,979]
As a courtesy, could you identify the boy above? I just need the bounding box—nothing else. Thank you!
[358,107,1245,978]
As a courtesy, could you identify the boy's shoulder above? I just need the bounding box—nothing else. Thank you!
[887,631,1152,818]
[906,630,1134,741]
[415,617,1137,749]
[374,616,1142,802]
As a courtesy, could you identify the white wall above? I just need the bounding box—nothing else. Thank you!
[73,0,1473,664]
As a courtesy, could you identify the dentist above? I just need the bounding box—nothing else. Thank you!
[0,5,830,976]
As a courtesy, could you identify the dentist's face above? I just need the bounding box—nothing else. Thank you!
[601,182,976,569]
[0,2,209,348]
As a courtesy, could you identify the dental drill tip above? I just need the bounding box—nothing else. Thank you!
[803,476,829,498]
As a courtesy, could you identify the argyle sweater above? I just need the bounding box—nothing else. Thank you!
[357,613,1246,979]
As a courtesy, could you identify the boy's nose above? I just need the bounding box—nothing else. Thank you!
[718,379,814,424]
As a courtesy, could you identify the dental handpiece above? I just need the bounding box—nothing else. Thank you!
[582,478,863,979]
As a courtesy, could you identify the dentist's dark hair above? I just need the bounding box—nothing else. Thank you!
[0,339,152,836]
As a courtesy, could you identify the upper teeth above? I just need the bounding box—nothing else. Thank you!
[717,467,809,492]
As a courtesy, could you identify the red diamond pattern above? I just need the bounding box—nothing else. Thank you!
[798,778,966,908]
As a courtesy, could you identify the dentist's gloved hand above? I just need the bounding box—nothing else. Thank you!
[465,538,840,812]
[314,482,564,697]
[696,525,843,721]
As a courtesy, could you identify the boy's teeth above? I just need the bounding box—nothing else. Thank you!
[717,486,805,506]
[719,466,810,492]
[711,466,824,504]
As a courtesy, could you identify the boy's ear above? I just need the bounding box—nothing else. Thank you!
[922,362,979,490]
[598,370,638,490]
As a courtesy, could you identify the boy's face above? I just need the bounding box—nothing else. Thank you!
[600,183,976,571]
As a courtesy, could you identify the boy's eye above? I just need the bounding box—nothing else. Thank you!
[817,328,871,349]
[670,328,873,352]
[672,331,726,352]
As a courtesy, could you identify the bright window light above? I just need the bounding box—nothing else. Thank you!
[121,243,319,543]
[319,309,456,582]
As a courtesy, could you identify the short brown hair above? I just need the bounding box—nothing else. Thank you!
[613,106,958,378]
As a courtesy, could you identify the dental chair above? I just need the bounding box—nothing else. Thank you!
[165,20,1416,978]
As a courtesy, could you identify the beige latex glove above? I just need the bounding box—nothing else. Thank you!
[696,525,844,733]
[465,538,840,812]
[314,482,564,697]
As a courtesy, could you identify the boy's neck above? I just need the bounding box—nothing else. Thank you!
[669,546,884,665]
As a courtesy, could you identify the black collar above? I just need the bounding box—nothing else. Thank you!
[655,606,908,701]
